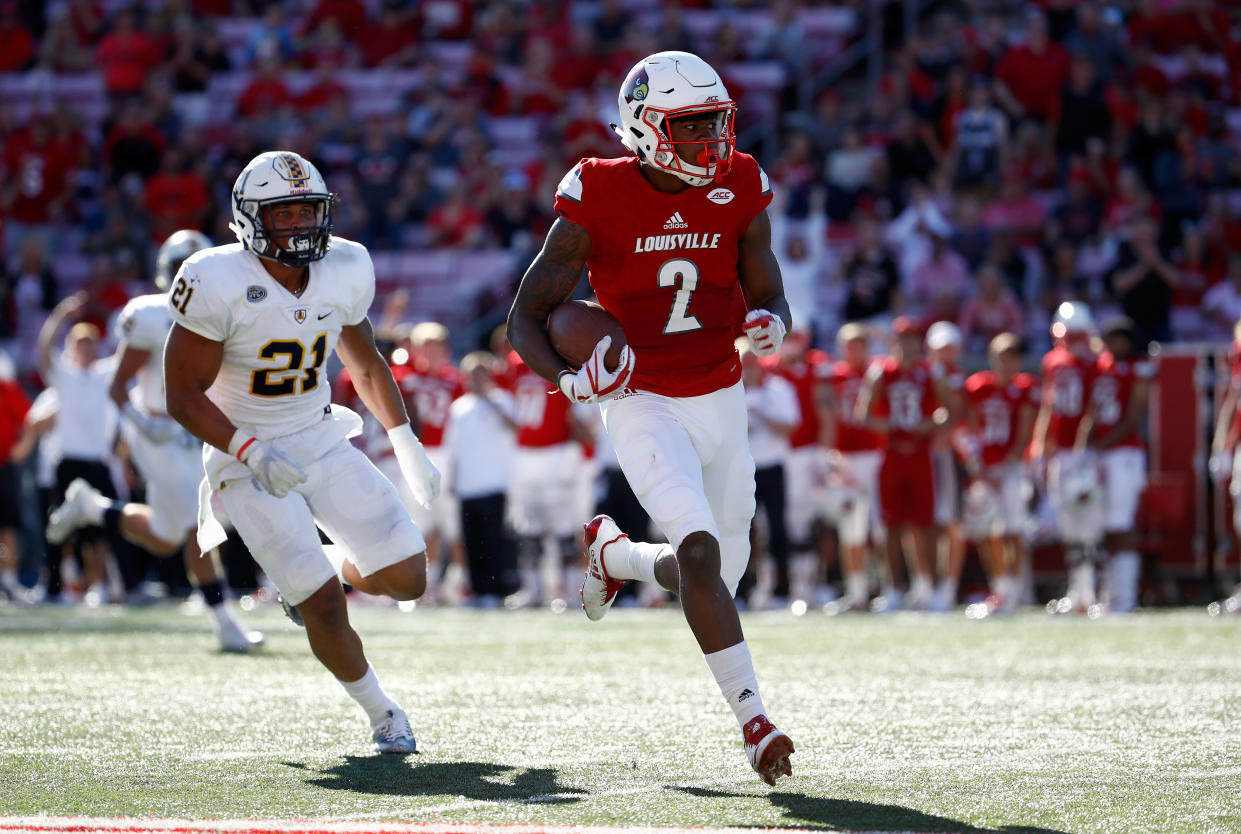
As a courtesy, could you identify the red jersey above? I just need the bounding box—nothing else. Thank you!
[553,153,773,398]
[399,364,463,448]
[511,362,574,448]
[1040,347,1097,450]
[1093,352,1154,450]
[965,370,1039,466]
[828,360,882,453]
[763,349,831,449]
[869,358,940,452]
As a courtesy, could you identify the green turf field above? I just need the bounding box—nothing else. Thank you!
[0,604,1238,833]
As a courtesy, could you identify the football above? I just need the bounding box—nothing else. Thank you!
[547,299,627,372]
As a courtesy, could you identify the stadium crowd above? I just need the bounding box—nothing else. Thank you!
[1,0,1241,615]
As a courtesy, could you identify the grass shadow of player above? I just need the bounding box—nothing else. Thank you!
[667,786,1070,833]
[285,756,586,805]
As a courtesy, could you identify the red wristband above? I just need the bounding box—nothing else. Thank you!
[236,437,256,461]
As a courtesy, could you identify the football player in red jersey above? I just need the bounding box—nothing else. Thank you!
[822,323,884,611]
[1030,301,1103,612]
[960,333,1039,613]
[507,51,794,785]
[760,326,834,604]
[1079,317,1154,613]
[1209,320,1241,614]
[400,322,468,604]
[856,317,950,611]
[925,321,967,611]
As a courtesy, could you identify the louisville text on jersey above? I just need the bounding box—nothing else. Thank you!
[633,232,723,253]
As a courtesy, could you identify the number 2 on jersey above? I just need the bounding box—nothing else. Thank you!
[251,332,327,397]
[658,258,703,335]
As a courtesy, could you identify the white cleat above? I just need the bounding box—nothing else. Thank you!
[580,514,629,621]
[214,615,265,653]
[46,479,103,545]
[372,708,417,754]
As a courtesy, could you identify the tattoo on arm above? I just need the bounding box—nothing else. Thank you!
[507,217,591,382]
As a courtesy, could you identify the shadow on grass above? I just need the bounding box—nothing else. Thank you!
[285,757,585,805]
[667,786,1070,833]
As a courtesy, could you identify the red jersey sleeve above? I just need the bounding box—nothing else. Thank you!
[553,159,594,237]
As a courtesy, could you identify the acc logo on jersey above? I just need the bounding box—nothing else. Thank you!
[707,188,734,204]
[246,285,267,303]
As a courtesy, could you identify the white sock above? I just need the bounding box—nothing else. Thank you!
[339,665,402,727]
[936,576,958,605]
[845,572,868,603]
[992,574,1011,600]
[1107,551,1141,613]
[603,539,669,585]
[1069,563,1096,606]
[911,573,934,601]
[208,602,238,630]
[0,568,16,589]
[82,491,110,525]
[703,641,765,729]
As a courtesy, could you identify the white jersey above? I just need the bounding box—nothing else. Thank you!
[167,238,375,441]
[116,293,174,414]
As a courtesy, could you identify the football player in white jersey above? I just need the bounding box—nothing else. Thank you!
[48,230,264,650]
[162,151,441,754]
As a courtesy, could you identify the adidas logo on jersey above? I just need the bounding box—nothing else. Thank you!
[663,211,689,230]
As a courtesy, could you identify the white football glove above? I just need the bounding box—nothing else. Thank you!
[557,335,635,404]
[743,309,786,357]
[389,423,441,509]
[230,432,307,498]
[122,402,181,445]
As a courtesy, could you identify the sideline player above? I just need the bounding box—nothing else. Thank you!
[960,333,1038,613]
[163,151,440,753]
[47,230,263,651]
[823,323,883,611]
[925,321,967,610]
[506,51,795,785]
[1080,317,1153,613]
[1210,319,1241,614]
[1030,302,1101,613]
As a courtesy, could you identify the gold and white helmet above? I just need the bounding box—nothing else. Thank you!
[230,151,334,267]
[154,229,211,291]
[614,51,736,187]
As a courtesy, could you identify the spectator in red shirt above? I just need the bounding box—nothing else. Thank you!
[994,11,1070,122]
[295,57,350,113]
[143,148,210,244]
[959,263,1026,354]
[2,116,75,247]
[303,0,367,39]
[0,356,31,601]
[0,4,34,72]
[103,99,166,182]
[362,3,418,68]
[426,181,485,249]
[237,55,294,117]
[96,8,163,97]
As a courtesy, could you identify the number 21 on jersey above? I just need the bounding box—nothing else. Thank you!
[170,277,194,315]
[251,333,327,397]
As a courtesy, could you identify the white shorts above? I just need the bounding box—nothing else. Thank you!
[785,446,828,548]
[126,424,201,546]
[507,443,583,538]
[1048,449,1104,547]
[981,461,1030,537]
[387,447,461,542]
[933,448,959,526]
[205,412,426,606]
[601,382,755,595]
[1100,447,1146,533]
[836,450,881,548]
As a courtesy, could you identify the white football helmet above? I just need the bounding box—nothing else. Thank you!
[926,321,963,352]
[230,151,334,267]
[1050,301,1096,341]
[154,229,212,291]
[614,51,737,187]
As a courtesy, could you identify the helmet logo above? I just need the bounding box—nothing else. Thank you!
[624,66,650,103]
[276,153,310,190]
[704,96,719,103]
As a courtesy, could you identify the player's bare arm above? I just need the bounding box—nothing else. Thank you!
[1213,379,1240,455]
[1030,390,1053,459]
[737,209,791,331]
[507,217,592,383]
[108,346,151,410]
[856,372,889,434]
[336,316,411,431]
[1010,400,1037,464]
[164,323,236,453]
[1097,377,1150,450]
[817,382,838,449]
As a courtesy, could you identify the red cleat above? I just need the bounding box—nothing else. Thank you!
[743,714,795,786]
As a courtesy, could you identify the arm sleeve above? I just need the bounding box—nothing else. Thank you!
[167,264,231,342]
